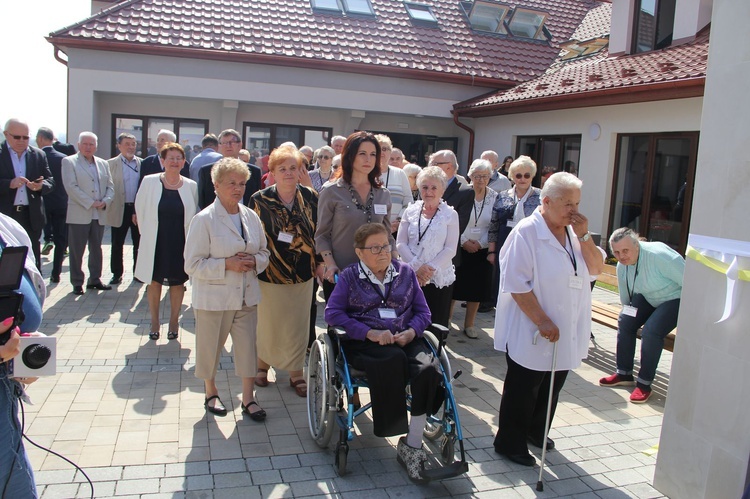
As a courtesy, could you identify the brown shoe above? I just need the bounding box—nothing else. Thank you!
[290,378,307,398]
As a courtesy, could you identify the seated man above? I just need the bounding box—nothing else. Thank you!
[325,223,443,484]
[599,228,684,403]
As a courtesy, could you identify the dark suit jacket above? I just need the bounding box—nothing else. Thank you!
[41,146,68,211]
[0,142,55,232]
[198,161,262,209]
[52,141,76,156]
[441,175,473,266]
[139,154,191,186]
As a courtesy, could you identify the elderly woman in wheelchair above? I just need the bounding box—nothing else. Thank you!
[315,222,464,483]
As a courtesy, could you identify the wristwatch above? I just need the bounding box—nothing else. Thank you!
[578,232,591,243]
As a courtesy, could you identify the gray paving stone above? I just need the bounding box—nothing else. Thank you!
[209,458,247,474]
[251,469,283,485]
[213,471,254,489]
[40,483,80,499]
[213,486,262,499]
[35,469,77,485]
[122,463,165,479]
[115,478,160,495]
[545,477,593,495]
[186,474,214,491]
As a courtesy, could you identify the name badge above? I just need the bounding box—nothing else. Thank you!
[469,227,482,237]
[374,204,388,215]
[278,231,294,244]
[622,305,638,317]
[506,220,517,228]
[378,308,397,319]
[569,275,583,289]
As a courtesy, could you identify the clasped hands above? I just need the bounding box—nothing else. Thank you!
[225,252,256,273]
[366,328,415,346]
[462,239,481,253]
[11,176,43,191]
[415,264,435,287]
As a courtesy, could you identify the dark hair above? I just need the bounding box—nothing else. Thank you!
[159,142,185,160]
[117,132,137,144]
[201,133,219,148]
[503,155,513,163]
[339,131,382,188]
[354,223,389,248]
[36,127,54,141]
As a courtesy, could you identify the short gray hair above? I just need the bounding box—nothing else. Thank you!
[541,171,582,200]
[480,150,498,163]
[508,155,537,178]
[318,145,334,157]
[218,129,241,143]
[117,132,136,144]
[211,157,250,185]
[36,127,55,141]
[609,227,640,249]
[468,159,492,178]
[374,134,393,149]
[331,135,346,144]
[157,129,176,142]
[78,131,98,144]
[402,163,421,177]
[416,165,447,191]
[429,150,458,170]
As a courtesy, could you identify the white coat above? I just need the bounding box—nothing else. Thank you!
[184,198,269,311]
[134,174,198,283]
[61,153,114,225]
[493,209,592,371]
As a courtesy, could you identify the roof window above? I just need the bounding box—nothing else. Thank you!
[405,2,438,25]
[311,0,375,16]
[467,0,509,34]
[507,8,547,40]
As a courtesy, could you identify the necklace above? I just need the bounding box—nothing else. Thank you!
[161,173,182,188]
[320,168,332,180]
[347,182,374,223]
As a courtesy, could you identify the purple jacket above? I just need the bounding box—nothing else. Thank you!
[325,260,432,341]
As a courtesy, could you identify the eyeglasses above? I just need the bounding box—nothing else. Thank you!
[219,140,241,146]
[381,147,392,152]
[360,244,392,255]
[6,133,29,141]
[514,173,532,179]
[319,155,331,160]
[472,175,490,181]
[431,161,452,166]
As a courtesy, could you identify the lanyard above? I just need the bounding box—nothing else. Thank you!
[359,263,393,305]
[122,157,139,173]
[625,251,640,305]
[563,228,577,276]
[472,190,486,226]
[417,202,438,245]
[384,167,391,188]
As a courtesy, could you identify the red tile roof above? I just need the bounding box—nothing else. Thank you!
[454,9,709,116]
[48,0,602,87]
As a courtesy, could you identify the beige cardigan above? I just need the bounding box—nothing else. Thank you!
[134,174,198,283]
[184,198,269,311]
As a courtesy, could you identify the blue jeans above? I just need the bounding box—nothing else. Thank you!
[616,294,680,387]
[0,364,37,498]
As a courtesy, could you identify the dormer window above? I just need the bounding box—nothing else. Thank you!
[507,8,547,40]
[405,2,438,25]
[467,0,509,34]
[632,0,675,53]
[310,0,375,16]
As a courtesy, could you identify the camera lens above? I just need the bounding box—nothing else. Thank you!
[22,344,52,369]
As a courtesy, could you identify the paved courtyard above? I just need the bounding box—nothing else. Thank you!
[26,235,672,498]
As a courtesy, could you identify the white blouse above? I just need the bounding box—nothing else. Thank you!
[459,187,498,249]
[396,200,459,288]
[493,209,592,371]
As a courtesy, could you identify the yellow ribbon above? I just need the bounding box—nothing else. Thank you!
[686,247,750,282]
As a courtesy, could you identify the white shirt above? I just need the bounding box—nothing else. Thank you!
[87,160,101,220]
[121,156,140,203]
[9,148,29,206]
[379,165,412,220]
[494,209,591,371]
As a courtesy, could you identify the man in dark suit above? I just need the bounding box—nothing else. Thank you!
[52,139,76,157]
[139,129,190,185]
[36,127,68,282]
[198,129,261,209]
[0,119,55,270]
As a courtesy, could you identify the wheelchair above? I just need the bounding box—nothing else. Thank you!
[306,323,469,481]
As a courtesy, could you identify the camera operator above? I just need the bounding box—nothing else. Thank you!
[0,212,45,498]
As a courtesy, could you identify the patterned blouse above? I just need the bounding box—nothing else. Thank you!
[249,184,319,284]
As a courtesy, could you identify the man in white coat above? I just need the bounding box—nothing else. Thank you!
[62,132,115,295]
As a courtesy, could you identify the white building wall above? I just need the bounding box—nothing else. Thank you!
[471,97,703,236]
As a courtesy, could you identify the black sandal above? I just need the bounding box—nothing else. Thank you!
[242,401,266,422]
[204,395,228,416]
[167,331,178,340]
[149,331,160,340]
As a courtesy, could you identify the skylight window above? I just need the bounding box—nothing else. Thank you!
[310,0,375,16]
[468,0,509,34]
[405,2,438,24]
[342,0,375,15]
[507,8,547,39]
[311,0,341,12]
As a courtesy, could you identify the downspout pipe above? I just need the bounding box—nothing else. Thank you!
[54,46,68,66]
[452,109,475,169]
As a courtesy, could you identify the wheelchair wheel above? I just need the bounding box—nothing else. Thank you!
[440,434,456,465]
[307,335,336,448]
[335,440,349,476]
[423,413,445,441]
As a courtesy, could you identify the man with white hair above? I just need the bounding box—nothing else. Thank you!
[331,135,346,156]
[481,150,511,193]
[62,132,115,295]
[139,129,189,184]
[299,145,314,166]
[0,118,54,269]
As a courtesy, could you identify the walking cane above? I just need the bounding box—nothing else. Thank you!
[536,336,559,492]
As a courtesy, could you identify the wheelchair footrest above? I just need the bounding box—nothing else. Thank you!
[421,460,469,481]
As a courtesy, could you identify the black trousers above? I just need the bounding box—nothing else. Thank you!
[45,206,68,278]
[421,283,454,329]
[343,338,444,437]
[9,208,41,271]
[110,203,140,278]
[494,352,568,455]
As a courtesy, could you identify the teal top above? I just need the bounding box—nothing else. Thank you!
[617,241,684,308]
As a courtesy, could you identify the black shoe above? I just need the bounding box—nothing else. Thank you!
[527,435,555,450]
[87,282,112,291]
[72,286,84,296]
[50,275,60,283]
[109,276,123,285]
[460,302,467,308]
[477,304,495,313]
[204,395,227,416]
[242,401,267,422]
[494,447,535,466]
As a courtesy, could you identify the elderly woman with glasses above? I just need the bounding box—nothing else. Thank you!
[451,159,499,339]
[310,145,335,192]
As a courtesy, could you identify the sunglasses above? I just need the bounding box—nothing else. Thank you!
[319,155,331,160]
[514,173,532,179]
[6,133,30,141]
